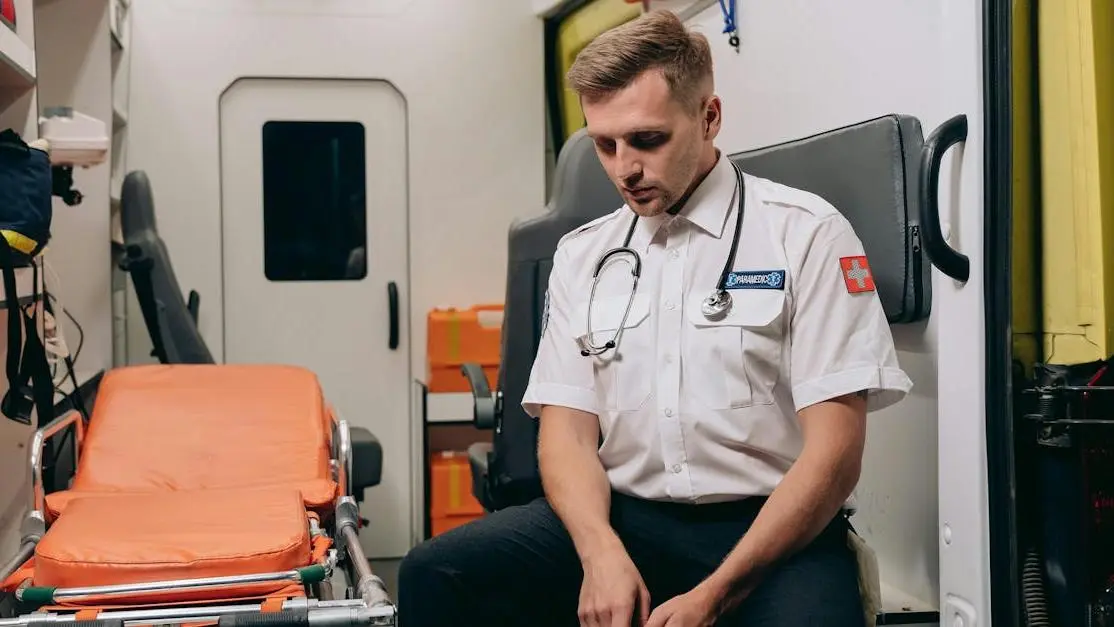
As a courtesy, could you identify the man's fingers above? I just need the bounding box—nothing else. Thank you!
[610,599,633,627]
[638,584,651,624]
[644,607,666,627]
[578,602,601,627]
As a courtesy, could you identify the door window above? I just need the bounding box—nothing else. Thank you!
[261,120,367,281]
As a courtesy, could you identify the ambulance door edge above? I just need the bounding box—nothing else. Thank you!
[981,0,1022,624]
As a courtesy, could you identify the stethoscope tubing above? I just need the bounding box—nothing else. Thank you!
[579,163,746,357]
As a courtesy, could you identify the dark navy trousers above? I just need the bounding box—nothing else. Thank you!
[397,492,866,626]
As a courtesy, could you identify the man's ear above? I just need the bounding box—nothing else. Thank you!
[703,95,722,139]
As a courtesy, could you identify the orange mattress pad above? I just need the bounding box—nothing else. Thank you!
[45,364,338,516]
[34,486,314,590]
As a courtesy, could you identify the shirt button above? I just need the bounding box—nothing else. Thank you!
[665,300,676,310]
[670,249,680,260]
[671,464,682,473]
[663,407,673,417]
[663,354,673,364]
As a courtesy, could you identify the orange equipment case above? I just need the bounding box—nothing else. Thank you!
[428,451,485,536]
[426,304,503,393]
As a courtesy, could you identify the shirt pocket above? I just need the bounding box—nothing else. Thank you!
[573,293,653,412]
[684,289,786,409]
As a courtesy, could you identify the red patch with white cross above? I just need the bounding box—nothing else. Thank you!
[840,256,875,293]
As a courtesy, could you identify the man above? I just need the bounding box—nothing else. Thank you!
[398,10,912,627]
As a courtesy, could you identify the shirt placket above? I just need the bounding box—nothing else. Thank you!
[657,220,692,500]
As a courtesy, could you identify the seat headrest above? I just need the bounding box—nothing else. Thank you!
[550,128,621,219]
[120,170,158,239]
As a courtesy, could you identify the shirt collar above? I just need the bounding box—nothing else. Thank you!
[625,151,739,251]
[674,151,738,238]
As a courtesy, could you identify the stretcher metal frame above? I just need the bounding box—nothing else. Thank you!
[0,408,398,627]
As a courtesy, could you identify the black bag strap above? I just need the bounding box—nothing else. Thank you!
[120,245,167,363]
[0,238,25,422]
[0,240,54,428]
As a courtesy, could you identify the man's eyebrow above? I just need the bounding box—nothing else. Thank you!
[588,128,669,141]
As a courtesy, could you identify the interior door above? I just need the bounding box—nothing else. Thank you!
[219,77,411,559]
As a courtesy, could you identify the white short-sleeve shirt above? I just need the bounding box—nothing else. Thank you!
[521,152,913,504]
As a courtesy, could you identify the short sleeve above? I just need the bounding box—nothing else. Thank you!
[520,245,598,418]
[788,217,913,413]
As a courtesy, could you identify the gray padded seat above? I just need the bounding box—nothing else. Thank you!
[119,170,213,365]
[464,128,622,511]
[118,170,383,495]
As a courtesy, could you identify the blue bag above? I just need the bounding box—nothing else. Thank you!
[0,128,55,428]
[0,128,52,265]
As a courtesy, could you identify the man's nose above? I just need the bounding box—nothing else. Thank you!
[616,145,642,183]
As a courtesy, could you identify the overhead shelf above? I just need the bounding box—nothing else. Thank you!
[0,26,35,89]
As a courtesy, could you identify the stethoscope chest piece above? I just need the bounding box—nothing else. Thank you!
[701,289,733,321]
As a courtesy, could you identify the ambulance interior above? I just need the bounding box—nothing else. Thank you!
[0,0,1109,625]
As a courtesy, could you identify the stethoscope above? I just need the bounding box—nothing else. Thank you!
[577,162,746,357]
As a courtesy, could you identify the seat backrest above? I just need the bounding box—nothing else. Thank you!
[487,128,622,509]
[729,114,930,323]
[120,170,215,364]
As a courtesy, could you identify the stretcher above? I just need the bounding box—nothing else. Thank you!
[0,364,397,627]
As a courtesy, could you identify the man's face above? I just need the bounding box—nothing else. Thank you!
[582,69,715,217]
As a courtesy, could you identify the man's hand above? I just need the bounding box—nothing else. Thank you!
[578,545,651,627]
[692,392,868,613]
[644,583,719,627]
[537,405,646,626]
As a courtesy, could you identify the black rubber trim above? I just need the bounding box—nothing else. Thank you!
[876,610,942,625]
[982,0,1020,624]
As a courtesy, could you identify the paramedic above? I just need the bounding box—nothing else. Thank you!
[397,9,912,627]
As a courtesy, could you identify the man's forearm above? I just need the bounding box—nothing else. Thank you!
[537,407,623,562]
[700,396,866,613]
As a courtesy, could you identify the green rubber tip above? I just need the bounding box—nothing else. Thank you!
[20,586,56,604]
[296,565,327,585]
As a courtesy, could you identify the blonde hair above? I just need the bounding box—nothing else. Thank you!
[566,10,713,114]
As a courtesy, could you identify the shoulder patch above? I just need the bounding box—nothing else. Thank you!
[840,256,875,293]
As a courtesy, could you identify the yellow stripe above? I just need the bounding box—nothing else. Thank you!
[447,312,460,362]
[0,230,38,255]
[448,462,461,509]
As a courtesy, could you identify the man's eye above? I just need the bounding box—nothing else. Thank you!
[630,133,666,150]
[594,139,616,153]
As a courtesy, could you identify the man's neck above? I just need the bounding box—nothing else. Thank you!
[666,147,721,216]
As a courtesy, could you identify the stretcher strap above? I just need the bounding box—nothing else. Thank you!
[261,597,285,614]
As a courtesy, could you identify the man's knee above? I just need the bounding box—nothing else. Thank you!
[398,538,447,591]
[721,527,865,626]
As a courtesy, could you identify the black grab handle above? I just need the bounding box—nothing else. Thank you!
[918,113,970,283]
[387,281,399,350]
